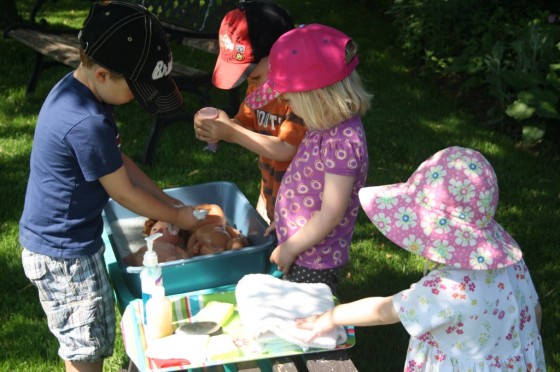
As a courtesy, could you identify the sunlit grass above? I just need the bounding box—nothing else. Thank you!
[1,0,558,371]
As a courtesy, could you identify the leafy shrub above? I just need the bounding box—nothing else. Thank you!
[388,0,560,146]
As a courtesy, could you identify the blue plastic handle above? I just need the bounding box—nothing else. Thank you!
[269,264,284,278]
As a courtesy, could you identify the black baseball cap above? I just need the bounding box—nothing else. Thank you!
[212,0,294,90]
[78,1,183,114]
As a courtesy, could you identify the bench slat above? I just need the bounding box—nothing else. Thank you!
[6,27,208,80]
[303,350,358,372]
[7,28,81,68]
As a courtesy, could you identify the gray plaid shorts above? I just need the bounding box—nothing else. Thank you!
[22,247,116,362]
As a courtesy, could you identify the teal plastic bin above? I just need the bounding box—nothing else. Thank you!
[102,181,275,310]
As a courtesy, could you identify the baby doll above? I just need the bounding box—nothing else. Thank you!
[123,204,249,266]
[184,204,249,256]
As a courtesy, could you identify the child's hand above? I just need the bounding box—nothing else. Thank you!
[175,205,201,231]
[193,109,216,142]
[296,310,337,342]
[263,220,276,236]
[194,109,235,143]
[269,243,297,273]
[170,197,185,208]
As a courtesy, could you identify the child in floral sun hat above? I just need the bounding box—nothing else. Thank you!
[296,147,545,371]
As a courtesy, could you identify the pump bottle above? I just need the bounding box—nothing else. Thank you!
[141,232,163,325]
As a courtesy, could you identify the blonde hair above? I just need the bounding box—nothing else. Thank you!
[280,38,372,129]
[283,70,372,130]
[79,49,124,81]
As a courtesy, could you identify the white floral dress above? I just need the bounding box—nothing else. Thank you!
[393,259,546,371]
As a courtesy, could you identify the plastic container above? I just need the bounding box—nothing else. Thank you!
[141,232,163,325]
[198,107,219,152]
[102,182,275,300]
[145,285,173,339]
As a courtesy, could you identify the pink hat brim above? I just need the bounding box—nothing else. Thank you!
[359,183,407,222]
[244,79,281,109]
[358,183,522,270]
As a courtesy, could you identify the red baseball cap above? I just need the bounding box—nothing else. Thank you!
[212,1,294,90]
[245,24,359,109]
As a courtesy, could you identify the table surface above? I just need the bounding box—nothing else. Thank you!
[121,286,355,371]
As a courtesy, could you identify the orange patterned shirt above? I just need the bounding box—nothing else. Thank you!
[235,84,307,221]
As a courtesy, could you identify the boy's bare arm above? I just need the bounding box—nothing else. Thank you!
[227,120,298,161]
[100,164,198,231]
[195,110,297,161]
[122,154,183,207]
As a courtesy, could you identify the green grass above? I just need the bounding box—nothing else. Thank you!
[1,0,559,371]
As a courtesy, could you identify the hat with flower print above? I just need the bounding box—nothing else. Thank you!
[358,146,522,270]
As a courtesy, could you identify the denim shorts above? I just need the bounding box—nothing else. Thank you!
[22,247,116,362]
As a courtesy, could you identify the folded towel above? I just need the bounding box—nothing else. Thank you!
[145,334,209,363]
[235,274,347,351]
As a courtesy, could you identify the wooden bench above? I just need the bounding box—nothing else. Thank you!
[3,0,240,164]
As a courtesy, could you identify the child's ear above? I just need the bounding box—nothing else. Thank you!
[94,66,111,83]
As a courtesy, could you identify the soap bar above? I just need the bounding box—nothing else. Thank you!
[175,321,221,336]
[206,334,239,361]
[195,301,234,326]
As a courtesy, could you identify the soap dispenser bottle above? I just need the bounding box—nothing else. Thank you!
[141,232,163,325]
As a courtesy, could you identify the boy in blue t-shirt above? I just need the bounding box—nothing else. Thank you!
[19,2,202,371]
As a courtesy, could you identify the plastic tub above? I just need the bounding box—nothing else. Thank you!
[102,182,275,300]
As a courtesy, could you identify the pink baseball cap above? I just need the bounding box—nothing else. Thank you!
[358,147,522,270]
[212,2,294,90]
[245,24,359,109]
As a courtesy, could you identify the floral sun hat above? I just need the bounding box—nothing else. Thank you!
[358,146,522,270]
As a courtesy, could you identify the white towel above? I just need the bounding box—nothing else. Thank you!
[235,274,347,351]
[145,334,209,363]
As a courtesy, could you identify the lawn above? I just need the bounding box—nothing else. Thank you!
[0,0,558,371]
